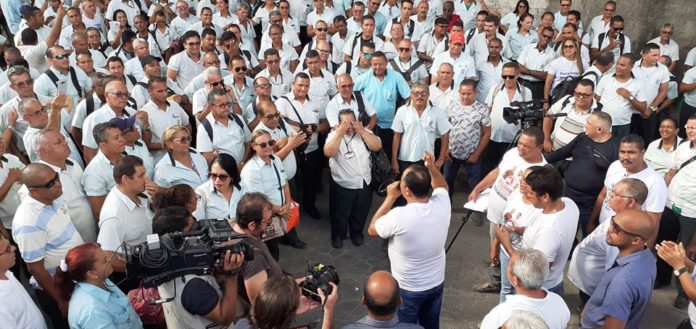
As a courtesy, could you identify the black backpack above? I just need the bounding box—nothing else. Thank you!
[549,71,599,106]
[201,113,246,141]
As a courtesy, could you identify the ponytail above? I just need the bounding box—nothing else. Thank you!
[53,243,100,301]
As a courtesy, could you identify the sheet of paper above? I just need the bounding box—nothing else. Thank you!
[463,188,490,212]
[109,21,121,32]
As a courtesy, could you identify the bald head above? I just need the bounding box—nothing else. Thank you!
[256,100,277,117]
[363,271,400,316]
[22,163,55,187]
[616,209,655,243]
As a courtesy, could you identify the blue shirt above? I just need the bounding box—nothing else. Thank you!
[68,279,143,329]
[372,11,388,36]
[354,68,411,129]
[0,1,22,33]
[581,248,656,329]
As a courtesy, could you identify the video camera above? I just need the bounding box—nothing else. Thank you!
[299,263,340,302]
[125,219,254,288]
[503,100,567,128]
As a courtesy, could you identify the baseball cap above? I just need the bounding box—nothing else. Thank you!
[140,55,161,68]
[109,116,137,132]
[450,32,465,44]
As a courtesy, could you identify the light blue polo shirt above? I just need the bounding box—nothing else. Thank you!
[354,68,411,129]
[68,279,143,329]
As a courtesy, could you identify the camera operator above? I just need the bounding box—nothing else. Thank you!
[153,206,245,329]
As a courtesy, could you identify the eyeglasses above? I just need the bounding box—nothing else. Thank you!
[413,91,428,97]
[109,91,131,99]
[26,107,48,116]
[501,75,516,80]
[234,66,247,72]
[51,54,70,60]
[563,44,576,49]
[610,216,645,240]
[255,140,276,148]
[207,79,224,87]
[613,27,624,32]
[208,173,230,181]
[339,83,354,88]
[662,30,673,35]
[255,83,272,89]
[363,53,374,59]
[398,47,411,52]
[28,172,60,189]
[264,113,281,120]
[13,78,34,88]
[317,28,328,32]
[213,102,232,108]
[173,136,192,143]
[574,91,593,99]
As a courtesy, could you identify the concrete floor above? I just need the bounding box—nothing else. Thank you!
[278,177,688,328]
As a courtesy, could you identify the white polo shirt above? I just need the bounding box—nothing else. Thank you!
[81,104,137,150]
[306,9,335,29]
[384,18,422,42]
[0,271,48,329]
[276,92,323,153]
[648,37,680,62]
[375,187,450,291]
[591,32,631,62]
[683,68,696,107]
[568,220,620,296]
[170,15,200,39]
[486,83,533,143]
[183,70,232,102]
[223,76,256,111]
[302,69,337,110]
[667,141,696,218]
[0,155,24,229]
[632,60,670,107]
[480,288,570,329]
[644,137,681,177]
[97,187,153,252]
[193,180,245,220]
[475,58,507,103]
[429,84,456,110]
[168,51,205,91]
[257,44,299,72]
[255,68,294,99]
[429,51,477,86]
[12,196,83,272]
[0,97,29,152]
[588,15,611,42]
[141,100,189,162]
[154,150,209,188]
[467,32,512,62]
[124,141,156,179]
[240,155,287,205]
[71,94,102,131]
[330,32,348,65]
[392,103,450,162]
[18,41,50,73]
[342,33,385,60]
[82,151,117,197]
[24,124,85,169]
[517,43,556,82]
[185,22,224,38]
[196,112,251,163]
[598,161,668,224]
[595,74,645,126]
[325,93,377,128]
[105,0,146,26]
[254,120,298,180]
[388,58,429,83]
[454,1,479,30]
[33,66,92,115]
[326,130,372,189]
[417,32,448,59]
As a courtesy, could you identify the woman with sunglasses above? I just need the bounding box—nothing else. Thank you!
[194,153,246,221]
[499,0,530,35]
[544,38,587,108]
[55,242,142,329]
[154,125,209,189]
[240,130,292,260]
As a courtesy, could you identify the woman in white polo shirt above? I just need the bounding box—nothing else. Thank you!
[154,125,209,189]
[194,153,246,220]
[544,38,588,107]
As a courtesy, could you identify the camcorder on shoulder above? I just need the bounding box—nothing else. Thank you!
[125,219,254,288]
[503,100,567,129]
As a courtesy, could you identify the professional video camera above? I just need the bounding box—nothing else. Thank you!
[125,219,254,288]
[503,100,568,129]
[299,263,340,302]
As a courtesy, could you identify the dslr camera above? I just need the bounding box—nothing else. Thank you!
[125,219,254,288]
[299,263,340,302]
[295,123,317,155]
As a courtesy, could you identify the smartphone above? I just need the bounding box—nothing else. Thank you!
[57,80,67,95]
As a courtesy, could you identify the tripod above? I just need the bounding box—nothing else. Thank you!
[445,210,475,254]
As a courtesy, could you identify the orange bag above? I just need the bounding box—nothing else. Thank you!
[285,199,300,231]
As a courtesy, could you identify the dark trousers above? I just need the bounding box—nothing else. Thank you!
[297,149,322,209]
[329,179,372,240]
[564,185,597,238]
[377,127,395,163]
[443,155,481,198]
[398,282,444,329]
[266,239,280,261]
[35,288,69,329]
[630,113,657,145]
[481,141,510,178]
[656,207,680,288]
[679,103,696,140]
[579,290,591,312]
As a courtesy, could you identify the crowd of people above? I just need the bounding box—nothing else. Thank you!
[0,0,696,328]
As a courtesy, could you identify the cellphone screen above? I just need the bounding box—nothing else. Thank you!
[57,80,67,95]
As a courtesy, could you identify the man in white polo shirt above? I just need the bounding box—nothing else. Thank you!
[325,74,378,130]
[368,152,450,329]
[325,110,382,248]
[97,155,153,292]
[517,26,556,100]
[82,122,126,221]
[167,30,205,93]
[430,32,476,86]
[631,43,670,144]
[543,79,600,152]
[595,54,647,139]
[142,77,191,163]
[13,163,83,329]
[648,23,680,72]
[196,89,252,165]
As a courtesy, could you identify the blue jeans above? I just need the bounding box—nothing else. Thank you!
[548,281,564,295]
[499,249,515,303]
[444,155,481,198]
[398,282,444,329]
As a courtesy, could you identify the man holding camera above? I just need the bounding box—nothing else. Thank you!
[153,206,245,329]
[276,73,329,219]
[367,152,450,329]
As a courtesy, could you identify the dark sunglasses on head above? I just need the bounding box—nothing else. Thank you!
[256,140,276,148]
[28,173,60,189]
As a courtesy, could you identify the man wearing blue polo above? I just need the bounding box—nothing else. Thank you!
[354,51,411,160]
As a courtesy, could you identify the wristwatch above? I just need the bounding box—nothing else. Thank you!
[650,105,658,112]
[674,267,688,277]
[628,94,635,101]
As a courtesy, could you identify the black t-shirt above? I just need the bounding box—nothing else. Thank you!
[545,133,620,194]
[181,277,220,316]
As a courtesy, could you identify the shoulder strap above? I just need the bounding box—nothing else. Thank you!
[45,69,60,86]
[619,33,626,54]
[280,96,305,126]
[241,50,253,64]
[86,97,95,115]
[467,28,476,44]
[126,74,137,87]
[149,29,165,56]
[228,113,245,130]
[351,33,362,59]
[561,95,571,109]
[137,81,148,89]
[202,118,214,141]
[69,67,83,98]
[679,153,696,171]
[277,118,288,135]
[407,20,415,38]
[270,159,285,204]
[346,61,352,74]
[405,60,425,77]
[354,91,366,115]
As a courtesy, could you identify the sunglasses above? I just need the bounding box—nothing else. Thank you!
[317,28,328,32]
[52,54,70,60]
[613,28,624,32]
[363,53,374,59]
[234,66,247,72]
[28,172,60,189]
[398,47,411,52]
[264,113,281,119]
[413,91,428,97]
[109,91,131,99]
[173,136,192,143]
[563,44,576,49]
[501,75,516,80]
[208,79,224,87]
[208,173,230,181]
[255,83,272,89]
[255,140,276,148]
[610,216,645,240]
[13,78,34,88]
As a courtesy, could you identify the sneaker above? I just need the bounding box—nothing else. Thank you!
[675,295,689,309]
[473,282,501,293]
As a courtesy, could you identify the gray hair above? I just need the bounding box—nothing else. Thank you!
[204,66,222,80]
[662,23,674,31]
[104,79,124,94]
[269,10,281,17]
[71,31,88,43]
[17,98,41,116]
[207,88,229,104]
[511,249,548,290]
[133,38,149,48]
[411,80,429,91]
[33,129,58,155]
[7,65,30,81]
[237,2,251,12]
[503,310,550,329]
[92,122,118,145]
[616,178,648,206]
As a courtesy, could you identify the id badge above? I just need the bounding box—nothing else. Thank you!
[345,151,355,159]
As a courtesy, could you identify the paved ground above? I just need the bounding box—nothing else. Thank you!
[278,175,689,328]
